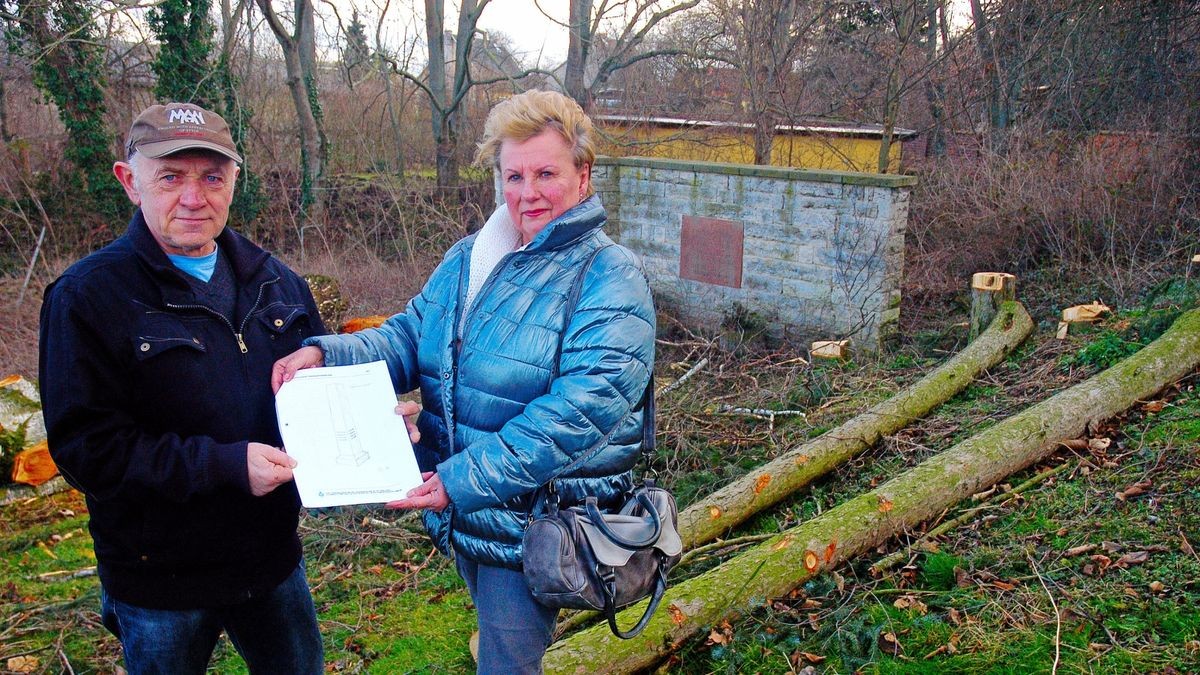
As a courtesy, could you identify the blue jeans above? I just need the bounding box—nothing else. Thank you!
[100,564,323,674]
[457,556,559,675]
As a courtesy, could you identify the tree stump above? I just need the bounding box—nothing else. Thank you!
[970,273,1016,342]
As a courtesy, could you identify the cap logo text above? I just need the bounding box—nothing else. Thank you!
[168,109,205,125]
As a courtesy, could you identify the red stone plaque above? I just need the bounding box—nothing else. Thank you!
[679,216,744,288]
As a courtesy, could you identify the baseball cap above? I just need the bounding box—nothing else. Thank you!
[125,102,243,163]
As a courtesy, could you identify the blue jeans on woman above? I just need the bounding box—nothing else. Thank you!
[100,563,323,674]
[457,556,559,675]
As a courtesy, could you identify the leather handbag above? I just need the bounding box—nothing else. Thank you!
[522,469,682,638]
[520,243,681,638]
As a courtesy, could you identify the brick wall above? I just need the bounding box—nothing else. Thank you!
[592,156,916,350]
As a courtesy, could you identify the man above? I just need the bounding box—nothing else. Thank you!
[39,102,326,673]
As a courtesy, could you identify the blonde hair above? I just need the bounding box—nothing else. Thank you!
[474,90,596,179]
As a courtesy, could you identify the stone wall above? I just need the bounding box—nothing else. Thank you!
[591,157,917,350]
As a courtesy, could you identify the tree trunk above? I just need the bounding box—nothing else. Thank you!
[677,301,1033,551]
[922,0,947,158]
[876,67,899,173]
[968,0,1003,141]
[424,0,453,190]
[255,0,325,220]
[969,272,1016,341]
[545,307,1200,673]
[565,0,592,108]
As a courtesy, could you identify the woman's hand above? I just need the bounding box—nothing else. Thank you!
[386,471,449,512]
[271,345,325,394]
[396,400,422,444]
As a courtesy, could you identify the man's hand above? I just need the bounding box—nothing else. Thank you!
[271,345,325,394]
[386,471,449,512]
[248,442,297,496]
[396,400,421,444]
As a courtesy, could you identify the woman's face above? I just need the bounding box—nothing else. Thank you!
[499,129,590,245]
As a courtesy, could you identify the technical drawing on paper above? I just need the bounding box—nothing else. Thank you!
[328,384,369,466]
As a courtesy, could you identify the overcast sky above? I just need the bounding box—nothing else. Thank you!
[475,0,570,66]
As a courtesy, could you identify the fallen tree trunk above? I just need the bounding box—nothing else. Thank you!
[545,307,1200,673]
[678,301,1034,550]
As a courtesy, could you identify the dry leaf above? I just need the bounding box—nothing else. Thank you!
[807,612,821,630]
[947,608,963,625]
[1114,550,1150,567]
[1181,533,1197,557]
[1087,437,1111,452]
[800,652,826,664]
[954,567,973,588]
[832,571,845,593]
[992,580,1017,591]
[1065,544,1097,556]
[1141,400,1165,412]
[893,595,928,614]
[878,631,903,656]
[707,629,728,646]
[800,598,822,609]
[1089,642,1112,653]
[1116,480,1152,501]
[1149,581,1165,593]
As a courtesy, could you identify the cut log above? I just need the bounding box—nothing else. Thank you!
[676,301,1034,551]
[969,272,1016,341]
[543,307,1200,674]
[810,339,850,360]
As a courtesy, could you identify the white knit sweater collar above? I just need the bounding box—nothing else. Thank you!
[464,205,523,318]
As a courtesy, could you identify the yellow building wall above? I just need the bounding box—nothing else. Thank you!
[597,124,903,173]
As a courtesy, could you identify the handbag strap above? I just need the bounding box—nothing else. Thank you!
[603,563,669,639]
[551,243,657,476]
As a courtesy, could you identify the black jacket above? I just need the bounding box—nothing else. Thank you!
[38,211,326,609]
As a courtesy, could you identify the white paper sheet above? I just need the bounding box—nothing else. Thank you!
[275,360,423,507]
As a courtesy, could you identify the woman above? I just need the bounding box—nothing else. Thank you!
[272,90,655,673]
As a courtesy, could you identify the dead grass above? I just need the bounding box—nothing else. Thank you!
[0,262,68,380]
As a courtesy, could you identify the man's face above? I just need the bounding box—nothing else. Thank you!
[113,150,239,257]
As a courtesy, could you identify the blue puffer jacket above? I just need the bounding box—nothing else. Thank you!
[308,196,655,569]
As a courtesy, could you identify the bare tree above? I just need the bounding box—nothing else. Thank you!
[706,0,829,164]
[561,0,701,111]
[255,0,327,218]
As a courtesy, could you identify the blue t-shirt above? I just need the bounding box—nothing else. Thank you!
[167,247,219,282]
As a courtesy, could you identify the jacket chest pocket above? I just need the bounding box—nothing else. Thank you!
[255,303,314,356]
[129,315,211,402]
[132,315,207,361]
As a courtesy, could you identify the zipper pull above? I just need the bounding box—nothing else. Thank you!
[235,333,248,353]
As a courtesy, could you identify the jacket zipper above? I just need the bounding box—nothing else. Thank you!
[444,249,519,457]
[166,277,279,353]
